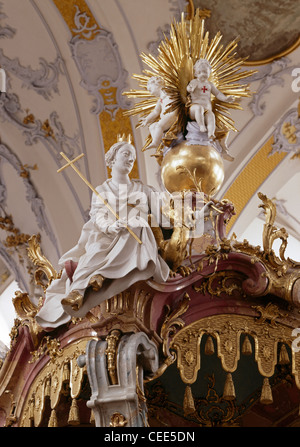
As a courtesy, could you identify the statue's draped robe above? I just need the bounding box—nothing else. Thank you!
[36,179,169,329]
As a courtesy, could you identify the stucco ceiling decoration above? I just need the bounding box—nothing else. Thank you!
[192,0,300,64]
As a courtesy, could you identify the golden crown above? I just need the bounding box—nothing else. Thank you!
[117,133,132,144]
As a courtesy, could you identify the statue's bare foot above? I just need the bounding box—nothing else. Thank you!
[199,125,206,132]
[62,290,84,311]
[89,274,105,291]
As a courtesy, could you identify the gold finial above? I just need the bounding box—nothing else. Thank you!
[117,133,132,144]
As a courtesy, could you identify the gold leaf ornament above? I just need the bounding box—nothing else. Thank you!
[27,235,61,291]
[123,10,256,150]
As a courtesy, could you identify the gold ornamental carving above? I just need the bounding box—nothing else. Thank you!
[27,234,61,292]
[171,313,298,385]
[0,214,30,249]
[105,329,122,385]
[20,339,90,427]
[160,293,191,360]
[109,412,128,427]
[253,302,288,327]
[205,192,300,307]
[183,375,238,426]
[194,270,246,298]
[29,336,63,363]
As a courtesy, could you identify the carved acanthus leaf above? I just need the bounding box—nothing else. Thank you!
[27,234,61,291]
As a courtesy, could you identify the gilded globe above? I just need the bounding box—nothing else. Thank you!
[160,142,225,196]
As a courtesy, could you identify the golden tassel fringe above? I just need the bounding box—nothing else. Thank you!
[204,335,215,355]
[183,386,196,416]
[260,378,273,405]
[279,344,290,365]
[223,373,236,401]
[62,362,70,383]
[48,409,58,427]
[242,336,252,355]
[68,398,80,425]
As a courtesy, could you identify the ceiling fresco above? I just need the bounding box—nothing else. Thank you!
[193,0,300,63]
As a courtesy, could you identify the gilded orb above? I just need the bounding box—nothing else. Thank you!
[161,142,224,196]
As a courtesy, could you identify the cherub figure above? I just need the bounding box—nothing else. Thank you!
[141,76,177,149]
[187,59,235,139]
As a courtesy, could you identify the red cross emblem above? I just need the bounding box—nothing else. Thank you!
[202,86,208,93]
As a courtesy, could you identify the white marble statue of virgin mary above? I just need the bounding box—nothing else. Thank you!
[36,141,169,329]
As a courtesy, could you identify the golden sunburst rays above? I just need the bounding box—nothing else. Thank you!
[123,10,256,149]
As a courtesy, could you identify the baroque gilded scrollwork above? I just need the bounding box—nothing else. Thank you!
[9,235,61,347]
[11,292,42,347]
[258,192,300,275]
[0,214,30,249]
[20,339,88,427]
[160,293,190,361]
[253,302,288,327]
[27,234,61,292]
[196,192,300,307]
[29,336,63,364]
[194,270,246,298]
[257,193,300,303]
[170,313,296,388]
[105,329,122,385]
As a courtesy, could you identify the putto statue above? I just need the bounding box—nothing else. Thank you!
[140,76,177,150]
[36,140,169,329]
[187,59,235,139]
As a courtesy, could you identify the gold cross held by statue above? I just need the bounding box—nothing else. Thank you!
[57,152,142,244]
